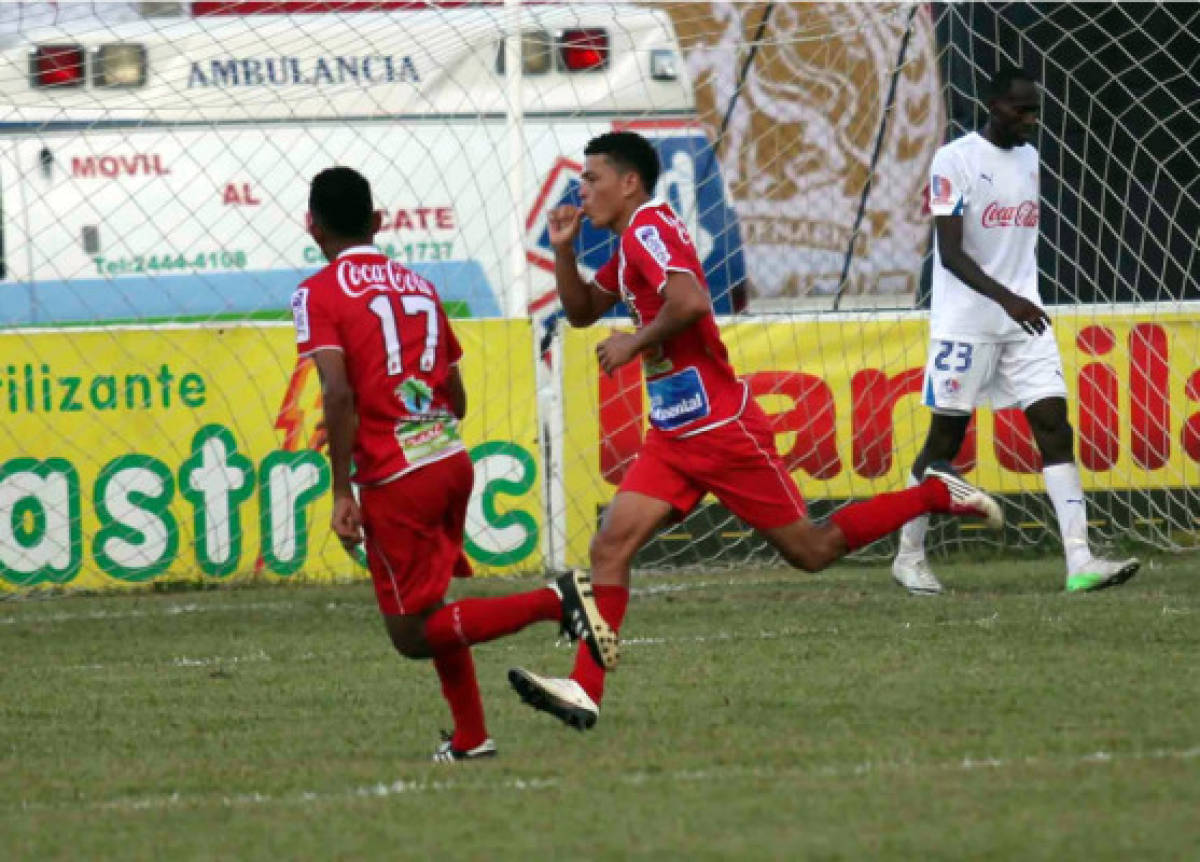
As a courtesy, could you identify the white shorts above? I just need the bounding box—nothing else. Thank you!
[921,333,1068,415]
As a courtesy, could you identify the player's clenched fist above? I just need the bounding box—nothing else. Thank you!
[331,493,363,552]
[547,205,583,249]
[596,329,640,375]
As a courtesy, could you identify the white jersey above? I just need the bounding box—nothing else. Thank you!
[928,131,1043,342]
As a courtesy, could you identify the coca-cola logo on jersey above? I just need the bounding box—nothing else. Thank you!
[335,259,432,298]
[981,200,1039,228]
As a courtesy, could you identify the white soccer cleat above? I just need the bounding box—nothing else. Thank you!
[924,461,1004,530]
[892,555,944,595]
[508,667,599,731]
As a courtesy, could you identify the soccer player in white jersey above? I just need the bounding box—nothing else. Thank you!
[893,67,1140,595]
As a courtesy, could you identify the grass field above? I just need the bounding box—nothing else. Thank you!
[2,556,1198,860]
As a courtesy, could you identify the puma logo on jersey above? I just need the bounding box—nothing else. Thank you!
[979,172,993,184]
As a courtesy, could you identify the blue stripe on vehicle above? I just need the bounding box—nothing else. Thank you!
[0,260,500,326]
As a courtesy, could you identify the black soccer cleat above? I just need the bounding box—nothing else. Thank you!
[431,732,498,763]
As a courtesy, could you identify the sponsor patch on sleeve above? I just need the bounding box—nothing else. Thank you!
[635,224,671,268]
[291,288,311,343]
[930,174,954,206]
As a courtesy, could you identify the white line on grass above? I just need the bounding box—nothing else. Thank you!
[0,599,299,626]
[50,615,1009,674]
[19,744,1199,815]
[0,573,998,629]
[0,579,778,626]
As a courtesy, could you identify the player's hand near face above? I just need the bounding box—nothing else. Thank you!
[547,205,583,250]
[596,329,641,375]
[1000,293,1052,335]
[331,493,363,552]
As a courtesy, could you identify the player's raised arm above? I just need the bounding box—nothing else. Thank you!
[550,204,619,327]
[934,214,1051,336]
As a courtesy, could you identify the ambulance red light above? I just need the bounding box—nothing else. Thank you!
[31,45,85,88]
[560,29,608,72]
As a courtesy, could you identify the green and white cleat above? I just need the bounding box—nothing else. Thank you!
[1065,558,1140,593]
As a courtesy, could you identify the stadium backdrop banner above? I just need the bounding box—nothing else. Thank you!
[0,321,544,591]
[560,310,1200,567]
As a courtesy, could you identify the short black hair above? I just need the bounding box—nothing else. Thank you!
[309,166,374,238]
[584,131,660,194]
[987,65,1036,101]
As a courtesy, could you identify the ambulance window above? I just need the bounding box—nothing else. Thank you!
[0,185,5,280]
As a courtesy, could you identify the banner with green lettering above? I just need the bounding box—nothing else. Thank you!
[0,321,543,591]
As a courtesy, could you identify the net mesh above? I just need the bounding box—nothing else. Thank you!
[0,2,1195,591]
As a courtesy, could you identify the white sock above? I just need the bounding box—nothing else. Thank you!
[1043,462,1092,573]
[895,470,929,561]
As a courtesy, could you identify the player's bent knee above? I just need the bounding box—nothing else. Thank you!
[778,528,842,573]
[774,538,817,572]
[384,616,433,660]
[784,550,824,573]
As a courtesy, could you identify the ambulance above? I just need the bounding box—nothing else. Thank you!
[0,1,747,327]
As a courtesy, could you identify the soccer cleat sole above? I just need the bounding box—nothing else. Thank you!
[508,669,597,732]
[891,573,943,596]
[1066,560,1140,593]
[561,570,621,671]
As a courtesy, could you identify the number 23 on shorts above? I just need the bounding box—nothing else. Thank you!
[934,341,974,372]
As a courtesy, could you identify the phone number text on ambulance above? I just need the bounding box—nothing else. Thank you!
[302,242,454,264]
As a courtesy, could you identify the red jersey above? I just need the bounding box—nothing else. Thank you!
[292,245,464,485]
[593,200,747,437]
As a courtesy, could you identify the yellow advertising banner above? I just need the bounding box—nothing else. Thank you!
[0,320,543,592]
[560,310,1200,565]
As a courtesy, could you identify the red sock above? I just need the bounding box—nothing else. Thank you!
[432,644,488,751]
[570,585,630,705]
[423,589,561,652]
[831,478,951,551]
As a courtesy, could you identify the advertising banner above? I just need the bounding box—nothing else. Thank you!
[0,320,543,592]
[560,310,1200,566]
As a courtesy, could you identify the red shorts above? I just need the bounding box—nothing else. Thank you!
[358,449,474,617]
[620,401,807,530]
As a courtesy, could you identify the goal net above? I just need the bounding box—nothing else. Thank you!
[0,2,1195,593]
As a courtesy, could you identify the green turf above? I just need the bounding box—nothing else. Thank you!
[2,557,1197,859]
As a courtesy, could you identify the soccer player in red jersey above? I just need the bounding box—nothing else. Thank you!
[293,167,615,761]
[507,132,1005,731]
